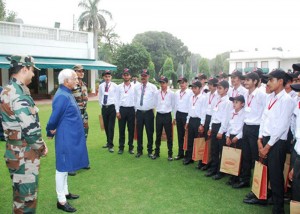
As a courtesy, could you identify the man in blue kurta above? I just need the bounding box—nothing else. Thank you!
[46,69,89,213]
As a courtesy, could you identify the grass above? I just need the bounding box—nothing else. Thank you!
[0,101,287,213]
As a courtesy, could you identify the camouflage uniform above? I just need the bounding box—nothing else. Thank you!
[72,81,89,138]
[0,56,46,214]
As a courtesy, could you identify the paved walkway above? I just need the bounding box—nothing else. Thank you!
[34,94,98,105]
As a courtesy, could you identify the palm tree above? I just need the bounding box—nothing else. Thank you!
[78,0,112,60]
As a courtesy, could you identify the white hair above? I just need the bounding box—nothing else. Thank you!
[58,69,76,84]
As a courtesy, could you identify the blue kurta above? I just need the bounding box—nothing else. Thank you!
[46,85,89,172]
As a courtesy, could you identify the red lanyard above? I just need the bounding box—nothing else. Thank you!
[161,91,167,100]
[105,82,111,92]
[215,99,222,108]
[192,96,198,106]
[180,90,186,100]
[268,97,278,110]
[232,112,238,119]
[247,94,254,107]
[298,101,300,109]
[124,84,131,93]
[209,93,215,104]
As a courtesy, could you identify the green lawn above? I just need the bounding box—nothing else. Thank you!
[0,101,286,213]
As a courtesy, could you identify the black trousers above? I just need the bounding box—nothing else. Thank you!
[262,137,286,214]
[210,123,226,173]
[240,124,259,182]
[175,111,188,157]
[118,106,135,151]
[136,109,154,154]
[292,152,300,201]
[186,117,200,161]
[102,104,116,148]
[154,112,173,156]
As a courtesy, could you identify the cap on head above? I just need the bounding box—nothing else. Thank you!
[189,80,202,88]
[216,80,230,89]
[123,68,131,75]
[159,76,168,83]
[73,64,83,71]
[103,70,112,76]
[6,55,40,70]
[140,69,149,76]
[230,70,244,80]
[198,74,207,80]
[290,83,300,92]
[229,95,245,103]
[216,72,228,78]
[292,63,300,72]
[263,69,288,81]
[177,76,188,83]
[207,77,218,86]
[244,72,260,82]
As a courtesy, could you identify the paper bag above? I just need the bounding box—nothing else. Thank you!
[220,146,242,176]
[290,200,300,214]
[252,161,268,200]
[98,115,104,130]
[192,137,206,161]
[183,130,188,151]
[202,139,211,164]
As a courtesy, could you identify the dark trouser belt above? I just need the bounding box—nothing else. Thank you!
[102,104,115,108]
[137,109,152,113]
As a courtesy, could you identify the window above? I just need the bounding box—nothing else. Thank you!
[236,62,242,69]
[246,62,257,68]
[261,61,268,68]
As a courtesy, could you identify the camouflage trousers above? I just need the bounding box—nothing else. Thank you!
[4,143,40,214]
[83,111,89,139]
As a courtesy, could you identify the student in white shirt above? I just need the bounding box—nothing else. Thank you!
[225,95,246,186]
[234,72,266,189]
[134,69,158,158]
[98,70,118,152]
[198,74,209,95]
[206,80,232,180]
[115,68,135,155]
[184,81,206,165]
[228,70,247,98]
[152,76,175,161]
[289,83,300,202]
[173,77,193,160]
[243,69,295,213]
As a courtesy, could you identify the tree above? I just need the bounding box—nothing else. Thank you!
[198,58,210,77]
[148,61,156,79]
[0,0,17,22]
[132,31,190,76]
[114,43,151,78]
[162,57,178,88]
[78,0,112,60]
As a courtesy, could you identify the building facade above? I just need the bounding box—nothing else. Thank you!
[0,21,116,98]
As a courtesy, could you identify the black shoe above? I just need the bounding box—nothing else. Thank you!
[68,172,76,176]
[102,145,108,148]
[232,181,250,189]
[212,173,225,180]
[174,155,184,160]
[183,159,194,165]
[195,163,205,170]
[168,156,173,161]
[82,166,90,170]
[135,152,143,158]
[148,153,154,158]
[57,202,77,212]
[243,197,267,206]
[118,150,123,154]
[108,148,114,153]
[129,150,134,154]
[66,193,79,200]
[245,192,256,200]
[200,165,209,171]
[205,170,216,177]
[151,154,159,160]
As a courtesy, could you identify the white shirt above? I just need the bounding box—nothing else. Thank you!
[174,88,193,116]
[288,90,298,99]
[204,90,219,116]
[258,84,266,93]
[259,90,295,146]
[293,102,300,155]
[244,88,267,125]
[155,88,175,114]
[134,82,157,111]
[226,108,246,139]
[228,85,247,98]
[209,95,232,134]
[186,93,206,125]
[98,81,118,106]
[115,82,135,113]
[201,85,209,95]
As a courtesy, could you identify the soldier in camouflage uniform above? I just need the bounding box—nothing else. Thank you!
[68,65,90,176]
[0,55,48,214]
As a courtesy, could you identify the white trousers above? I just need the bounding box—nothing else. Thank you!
[55,170,69,203]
